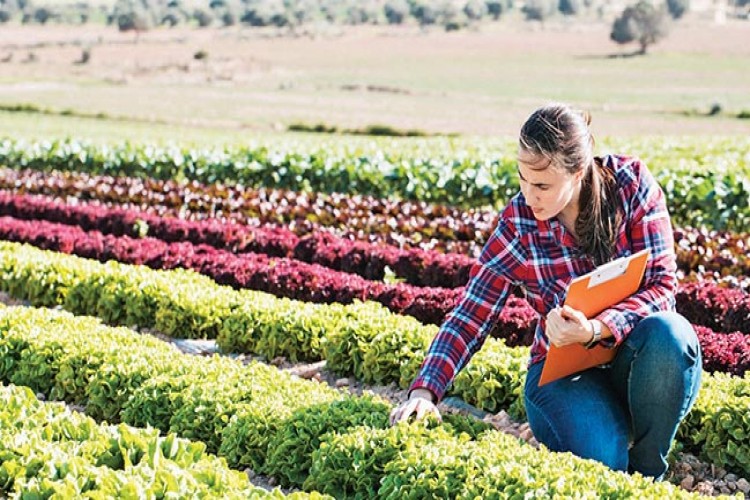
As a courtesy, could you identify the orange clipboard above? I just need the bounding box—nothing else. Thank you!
[538,248,651,386]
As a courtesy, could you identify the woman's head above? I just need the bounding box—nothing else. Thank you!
[518,103,621,265]
[517,103,594,222]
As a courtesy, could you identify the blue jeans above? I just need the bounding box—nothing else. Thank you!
[524,311,702,480]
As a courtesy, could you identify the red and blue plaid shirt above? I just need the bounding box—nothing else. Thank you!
[410,155,677,402]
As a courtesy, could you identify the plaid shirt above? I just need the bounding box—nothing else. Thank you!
[410,155,677,402]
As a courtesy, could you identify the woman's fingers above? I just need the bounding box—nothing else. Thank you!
[416,399,442,423]
[389,402,411,425]
[389,398,441,425]
[414,399,430,421]
[389,400,415,425]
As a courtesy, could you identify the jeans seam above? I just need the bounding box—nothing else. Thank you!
[677,349,701,420]
[625,348,638,439]
[525,395,563,451]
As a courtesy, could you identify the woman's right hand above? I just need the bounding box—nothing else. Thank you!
[389,388,442,426]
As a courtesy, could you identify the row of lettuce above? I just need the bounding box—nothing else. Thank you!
[1,210,749,340]
[1,213,749,365]
[7,167,750,276]
[1,137,749,231]
[0,215,463,326]
[1,242,749,479]
[0,166,493,256]
[0,383,322,499]
[2,191,750,294]
[0,303,695,498]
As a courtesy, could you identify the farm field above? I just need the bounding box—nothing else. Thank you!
[1,10,750,498]
[0,135,749,497]
[0,17,749,141]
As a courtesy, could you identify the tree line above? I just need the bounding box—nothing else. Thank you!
[0,0,743,54]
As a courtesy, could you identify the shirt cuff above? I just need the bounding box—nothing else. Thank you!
[409,377,446,404]
[595,310,629,349]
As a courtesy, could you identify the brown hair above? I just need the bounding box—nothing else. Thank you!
[519,103,622,265]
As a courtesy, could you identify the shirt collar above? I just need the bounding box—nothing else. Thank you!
[539,216,578,248]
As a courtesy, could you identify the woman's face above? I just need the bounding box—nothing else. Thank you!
[517,150,584,222]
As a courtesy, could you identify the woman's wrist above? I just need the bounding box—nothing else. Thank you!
[409,388,436,404]
[583,320,602,348]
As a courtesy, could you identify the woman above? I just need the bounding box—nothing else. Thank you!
[389,103,702,480]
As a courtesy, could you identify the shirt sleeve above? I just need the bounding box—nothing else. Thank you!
[409,216,528,402]
[596,160,677,348]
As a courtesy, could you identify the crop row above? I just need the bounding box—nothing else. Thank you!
[3,213,750,337]
[0,166,488,255]
[1,242,749,477]
[7,166,750,275]
[4,190,750,295]
[1,138,749,230]
[0,382,313,499]
[0,215,462,325]
[0,191,475,288]
[0,303,694,498]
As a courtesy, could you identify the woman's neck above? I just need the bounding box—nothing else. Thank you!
[558,198,580,237]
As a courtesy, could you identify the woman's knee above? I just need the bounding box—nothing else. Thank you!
[630,311,700,361]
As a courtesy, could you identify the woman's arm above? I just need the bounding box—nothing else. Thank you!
[409,217,528,402]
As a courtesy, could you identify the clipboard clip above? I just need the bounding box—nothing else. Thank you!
[587,258,629,288]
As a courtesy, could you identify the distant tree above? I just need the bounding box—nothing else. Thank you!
[193,7,213,26]
[384,0,408,24]
[610,1,668,54]
[558,0,582,16]
[219,8,237,25]
[241,0,288,26]
[464,0,487,20]
[666,0,688,19]
[345,1,380,24]
[522,0,556,21]
[110,0,154,32]
[33,6,53,23]
[161,11,178,24]
[411,1,438,25]
[0,8,11,22]
[485,0,510,19]
[288,0,317,26]
[318,2,335,22]
[117,10,149,31]
[439,0,466,30]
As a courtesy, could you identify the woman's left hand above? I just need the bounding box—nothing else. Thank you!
[545,305,593,347]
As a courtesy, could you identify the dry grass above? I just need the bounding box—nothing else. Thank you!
[0,16,748,140]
